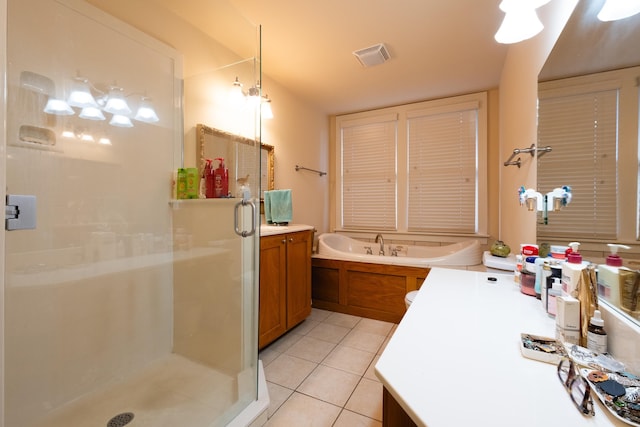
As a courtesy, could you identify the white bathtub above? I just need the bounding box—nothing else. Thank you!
[316,233,482,267]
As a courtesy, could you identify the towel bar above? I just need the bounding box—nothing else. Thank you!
[295,165,326,176]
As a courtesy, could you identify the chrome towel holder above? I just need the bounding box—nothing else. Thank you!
[295,165,326,176]
[504,144,552,168]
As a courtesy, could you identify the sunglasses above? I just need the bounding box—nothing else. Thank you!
[557,358,595,416]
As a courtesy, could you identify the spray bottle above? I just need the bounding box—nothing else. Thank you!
[213,157,229,198]
[598,244,630,306]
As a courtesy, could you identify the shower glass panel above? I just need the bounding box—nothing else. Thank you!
[2,0,261,426]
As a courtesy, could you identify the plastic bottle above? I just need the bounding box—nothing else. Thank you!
[562,242,588,297]
[213,157,229,198]
[587,310,607,354]
[547,278,563,318]
[176,168,187,199]
[597,244,630,306]
[204,159,215,199]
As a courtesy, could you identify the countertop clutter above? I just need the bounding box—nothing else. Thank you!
[375,268,629,427]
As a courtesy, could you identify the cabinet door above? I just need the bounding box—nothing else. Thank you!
[286,230,312,328]
[259,234,287,349]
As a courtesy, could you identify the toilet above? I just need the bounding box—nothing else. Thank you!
[405,290,419,309]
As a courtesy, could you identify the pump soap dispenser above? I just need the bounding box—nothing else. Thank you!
[562,242,588,298]
[598,244,630,306]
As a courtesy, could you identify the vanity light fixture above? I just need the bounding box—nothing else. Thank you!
[134,97,160,123]
[79,106,106,121]
[109,114,133,128]
[67,77,99,109]
[262,95,274,119]
[104,86,132,116]
[44,97,74,115]
[494,0,550,44]
[230,77,245,106]
[597,0,640,21]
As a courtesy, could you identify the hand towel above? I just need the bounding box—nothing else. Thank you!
[264,189,292,224]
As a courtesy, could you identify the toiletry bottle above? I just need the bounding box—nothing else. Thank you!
[597,244,630,306]
[204,158,215,199]
[213,157,229,198]
[587,310,607,354]
[562,242,588,298]
[177,168,187,199]
[547,278,563,317]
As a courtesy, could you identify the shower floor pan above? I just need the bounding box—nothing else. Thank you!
[30,353,253,427]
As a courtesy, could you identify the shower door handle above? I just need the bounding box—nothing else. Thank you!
[5,194,37,231]
[234,199,257,237]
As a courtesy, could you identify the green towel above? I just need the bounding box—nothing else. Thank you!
[264,189,292,224]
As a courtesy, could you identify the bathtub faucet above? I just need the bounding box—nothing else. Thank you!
[375,234,385,255]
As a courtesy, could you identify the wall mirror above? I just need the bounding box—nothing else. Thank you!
[538,0,640,324]
[196,124,274,199]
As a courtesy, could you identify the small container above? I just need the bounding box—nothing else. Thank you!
[547,278,562,317]
[587,310,607,354]
[521,244,539,256]
[550,245,569,259]
[520,271,536,297]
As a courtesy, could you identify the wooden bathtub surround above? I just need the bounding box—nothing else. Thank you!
[259,229,313,349]
[311,257,430,323]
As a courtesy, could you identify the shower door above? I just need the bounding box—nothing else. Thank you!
[2,0,261,426]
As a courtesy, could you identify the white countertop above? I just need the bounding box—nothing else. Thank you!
[375,267,628,427]
[260,223,314,236]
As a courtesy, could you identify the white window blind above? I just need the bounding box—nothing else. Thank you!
[407,108,478,233]
[341,117,397,230]
[537,88,618,239]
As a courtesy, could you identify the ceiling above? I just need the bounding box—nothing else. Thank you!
[87,0,511,115]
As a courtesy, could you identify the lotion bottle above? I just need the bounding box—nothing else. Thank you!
[562,242,588,298]
[597,244,630,307]
[587,310,607,354]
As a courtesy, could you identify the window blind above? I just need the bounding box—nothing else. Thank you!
[407,108,478,233]
[341,118,397,230]
[537,88,618,239]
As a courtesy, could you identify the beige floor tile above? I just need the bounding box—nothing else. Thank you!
[306,322,351,344]
[324,312,362,329]
[264,354,317,389]
[284,336,336,363]
[341,329,385,353]
[297,365,360,407]
[333,409,382,427]
[307,308,332,322]
[266,392,341,427]
[259,347,281,367]
[266,331,303,353]
[345,378,383,421]
[266,381,293,418]
[363,355,380,382]
[354,318,394,336]
[290,319,320,335]
[322,345,375,376]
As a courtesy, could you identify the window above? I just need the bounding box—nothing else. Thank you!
[538,83,619,240]
[335,92,487,237]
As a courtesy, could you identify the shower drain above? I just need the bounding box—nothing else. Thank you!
[107,412,134,427]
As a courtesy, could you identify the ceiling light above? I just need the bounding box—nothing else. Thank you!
[134,97,159,123]
[597,0,640,21]
[494,0,550,44]
[109,114,133,128]
[104,87,132,115]
[68,77,99,109]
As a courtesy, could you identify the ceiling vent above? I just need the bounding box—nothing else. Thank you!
[353,43,390,68]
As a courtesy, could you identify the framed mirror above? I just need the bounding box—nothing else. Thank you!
[196,124,274,199]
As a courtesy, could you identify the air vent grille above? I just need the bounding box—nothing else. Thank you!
[353,43,390,68]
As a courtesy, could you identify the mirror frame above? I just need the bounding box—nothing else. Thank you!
[196,124,274,198]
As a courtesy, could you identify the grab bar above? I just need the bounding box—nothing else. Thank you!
[503,144,552,168]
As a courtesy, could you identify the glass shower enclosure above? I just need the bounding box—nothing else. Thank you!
[2,0,263,426]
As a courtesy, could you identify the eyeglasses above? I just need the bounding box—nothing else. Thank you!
[557,358,595,416]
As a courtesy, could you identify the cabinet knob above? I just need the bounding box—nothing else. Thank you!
[289,237,294,242]
[281,239,286,244]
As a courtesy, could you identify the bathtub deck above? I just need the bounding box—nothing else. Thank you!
[311,257,430,323]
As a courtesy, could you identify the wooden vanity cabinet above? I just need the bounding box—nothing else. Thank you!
[259,229,312,349]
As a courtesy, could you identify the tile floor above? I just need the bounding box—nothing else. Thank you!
[259,308,397,427]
